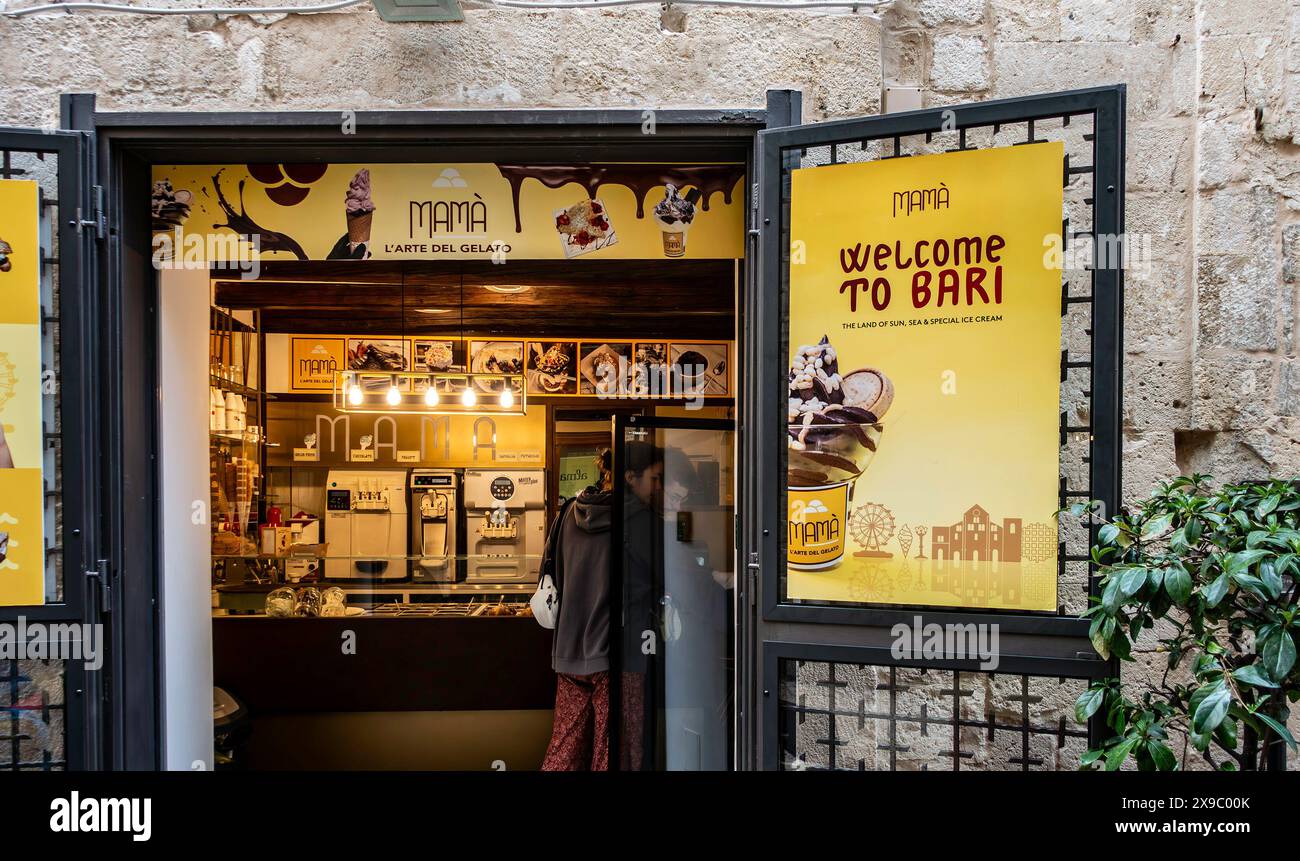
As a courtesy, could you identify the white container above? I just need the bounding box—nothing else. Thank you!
[210,387,226,432]
[225,391,244,431]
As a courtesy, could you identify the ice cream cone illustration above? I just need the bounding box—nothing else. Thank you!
[345,168,375,250]
[653,184,698,258]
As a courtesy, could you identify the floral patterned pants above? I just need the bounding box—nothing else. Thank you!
[541,671,648,771]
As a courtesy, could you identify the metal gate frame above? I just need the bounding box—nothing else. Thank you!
[742,86,1126,769]
[0,118,104,771]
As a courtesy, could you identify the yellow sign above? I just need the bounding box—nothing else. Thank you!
[0,180,45,605]
[151,163,745,261]
[290,336,345,391]
[786,143,1063,612]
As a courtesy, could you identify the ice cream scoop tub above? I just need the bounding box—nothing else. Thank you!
[786,421,883,571]
[787,480,853,570]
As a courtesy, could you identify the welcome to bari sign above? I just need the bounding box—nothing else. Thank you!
[785,142,1064,612]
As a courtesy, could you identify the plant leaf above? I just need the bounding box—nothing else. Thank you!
[1141,513,1173,541]
[1118,566,1147,599]
[1225,549,1268,575]
[1257,494,1281,518]
[1191,682,1231,735]
[1261,631,1297,680]
[1201,572,1230,609]
[1076,686,1106,724]
[1164,565,1192,604]
[1231,665,1278,689]
[1146,740,1177,771]
[1105,737,1138,772]
[1252,712,1298,752]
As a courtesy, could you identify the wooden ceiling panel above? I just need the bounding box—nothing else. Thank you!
[213,259,736,339]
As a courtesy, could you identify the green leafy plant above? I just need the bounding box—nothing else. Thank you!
[1067,476,1299,771]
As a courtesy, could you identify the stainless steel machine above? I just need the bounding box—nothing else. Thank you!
[462,469,546,584]
[409,469,459,582]
[324,470,409,581]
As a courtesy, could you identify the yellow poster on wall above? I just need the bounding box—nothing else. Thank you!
[0,179,46,605]
[786,143,1063,612]
[151,163,745,262]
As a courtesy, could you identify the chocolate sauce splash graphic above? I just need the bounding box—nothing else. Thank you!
[495,164,746,233]
[211,168,309,260]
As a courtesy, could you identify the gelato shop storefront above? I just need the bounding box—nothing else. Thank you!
[0,85,1123,772]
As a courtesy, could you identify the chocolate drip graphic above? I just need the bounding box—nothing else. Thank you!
[495,164,746,233]
[210,168,309,260]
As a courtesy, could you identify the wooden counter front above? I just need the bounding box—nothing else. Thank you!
[212,615,557,714]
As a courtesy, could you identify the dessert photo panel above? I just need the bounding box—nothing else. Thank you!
[670,342,728,397]
[554,198,617,258]
[526,341,578,395]
[579,343,632,396]
[347,338,410,390]
[469,340,525,393]
[630,342,669,397]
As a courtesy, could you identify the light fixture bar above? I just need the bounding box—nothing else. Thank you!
[333,369,526,416]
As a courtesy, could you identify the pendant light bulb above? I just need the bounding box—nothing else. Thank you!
[424,382,440,407]
[348,379,363,406]
[386,377,402,406]
[461,386,477,407]
[499,386,514,409]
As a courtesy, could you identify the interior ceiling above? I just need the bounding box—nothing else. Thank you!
[213,260,737,339]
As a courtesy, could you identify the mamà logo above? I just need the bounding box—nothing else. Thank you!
[49,791,151,842]
[298,343,338,382]
[789,497,840,547]
[409,168,488,238]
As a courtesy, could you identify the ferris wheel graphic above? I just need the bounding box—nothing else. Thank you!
[0,352,17,414]
[850,502,895,559]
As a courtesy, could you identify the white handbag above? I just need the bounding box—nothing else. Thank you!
[531,497,576,630]
[530,574,560,629]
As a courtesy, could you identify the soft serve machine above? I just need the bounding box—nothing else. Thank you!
[409,469,459,582]
[463,469,546,583]
[324,470,409,581]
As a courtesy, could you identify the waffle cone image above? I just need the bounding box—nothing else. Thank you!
[347,211,373,244]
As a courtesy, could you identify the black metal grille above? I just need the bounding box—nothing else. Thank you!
[0,658,67,771]
[772,92,1124,617]
[777,659,1089,771]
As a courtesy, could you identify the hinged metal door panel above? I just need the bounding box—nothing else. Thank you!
[0,126,104,771]
[742,88,1125,770]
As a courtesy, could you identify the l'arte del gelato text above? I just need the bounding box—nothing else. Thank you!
[833,232,1008,313]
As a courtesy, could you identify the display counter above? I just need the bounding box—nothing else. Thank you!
[212,614,555,713]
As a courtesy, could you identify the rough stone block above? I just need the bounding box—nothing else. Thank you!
[1124,259,1193,353]
[1277,358,1300,416]
[1122,430,1180,499]
[1061,0,1135,43]
[1127,121,1193,191]
[917,0,986,27]
[1124,357,1193,431]
[929,33,989,91]
[1191,353,1279,430]
[1196,118,1257,190]
[1196,255,1280,352]
[1198,34,1285,118]
[994,0,1061,42]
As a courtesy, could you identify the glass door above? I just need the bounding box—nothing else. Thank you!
[610,414,735,771]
